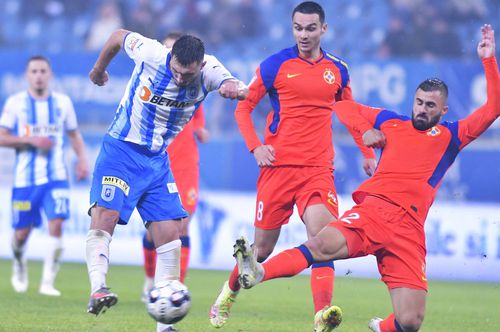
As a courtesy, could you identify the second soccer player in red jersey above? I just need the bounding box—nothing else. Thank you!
[210,1,376,329]
[232,24,499,331]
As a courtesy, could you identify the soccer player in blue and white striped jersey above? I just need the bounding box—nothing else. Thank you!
[0,55,89,297]
[84,29,247,331]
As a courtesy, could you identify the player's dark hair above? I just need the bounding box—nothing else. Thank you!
[26,55,51,69]
[171,35,205,66]
[417,78,448,100]
[292,1,325,24]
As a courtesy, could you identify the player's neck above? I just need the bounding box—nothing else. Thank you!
[28,88,49,100]
[299,47,322,62]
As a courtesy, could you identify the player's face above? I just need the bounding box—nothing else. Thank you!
[292,12,326,57]
[170,56,204,87]
[26,60,52,94]
[412,89,448,130]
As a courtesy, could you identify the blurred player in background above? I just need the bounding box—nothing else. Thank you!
[0,55,89,297]
[85,28,247,332]
[141,31,210,301]
[210,2,375,330]
[232,24,499,332]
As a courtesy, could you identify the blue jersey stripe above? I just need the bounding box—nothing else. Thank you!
[260,46,297,91]
[268,88,281,134]
[325,52,349,88]
[117,62,144,138]
[46,95,55,181]
[28,95,37,186]
[163,87,187,150]
[374,110,410,129]
[427,121,461,188]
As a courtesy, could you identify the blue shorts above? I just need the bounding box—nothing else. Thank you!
[90,135,187,225]
[11,180,70,229]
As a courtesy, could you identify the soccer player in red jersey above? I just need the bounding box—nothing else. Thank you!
[210,1,376,329]
[231,24,499,331]
[141,32,210,300]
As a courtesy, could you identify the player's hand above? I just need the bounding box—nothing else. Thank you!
[75,158,90,181]
[219,80,248,100]
[362,128,386,149]
[194,127,209,143]
[28,137,53,151]
[89,67,109,86]
[253,145,275,167]
[477,24,495,59]
[362,158,377,177]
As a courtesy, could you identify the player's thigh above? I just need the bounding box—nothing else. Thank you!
[254,167,296,229]
[43,180,70,221]
[172,167,199,215]
[137,160,188,225]
[11,185,44,230]
[305,225,349,261]
[296,167,338,224]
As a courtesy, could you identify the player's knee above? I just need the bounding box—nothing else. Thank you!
[305,236,331,260]
[396,311,424,331]
[252,244,272,262]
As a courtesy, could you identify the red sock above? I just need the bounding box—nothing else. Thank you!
[262,248,309,281]
[311,264,334,313]
[143,247,156,278]
[228,265,241,292]
[180,246,190,283]
[380,313,400,332]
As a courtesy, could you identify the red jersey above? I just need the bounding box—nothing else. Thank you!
[235,46,374,167]
[334,57,500,225]
[167,104,205,173]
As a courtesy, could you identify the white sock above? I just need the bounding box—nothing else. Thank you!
[41,236,63,287]
[155,239,181,332]
[86,230,111,294]
[154,239,181,283]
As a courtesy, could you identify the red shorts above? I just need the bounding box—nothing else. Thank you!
[172,167,199,215]
[330,195,427,290]
[254,166,338,230]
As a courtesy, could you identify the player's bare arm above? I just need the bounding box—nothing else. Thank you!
[0,127,53,150]
[252,145,275,167]
[219,79,249,100]
[362,128,386,149]
[477,24,495,59]
[89,29,130,86]
[67,129,89,181]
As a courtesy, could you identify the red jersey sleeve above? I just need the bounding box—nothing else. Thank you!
[334,100,379,158]
[234,68,268,152]
[457,56,500,148]
[335,80,354,101]
[192,103,205,130]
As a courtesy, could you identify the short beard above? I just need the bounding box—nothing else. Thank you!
[412,113,441,131]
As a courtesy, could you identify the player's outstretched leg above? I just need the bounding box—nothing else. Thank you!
[87,287,118,315]
[209,280,239,328]
[313,305,343,332]
[233,236,264,289]
[368,317,383,332]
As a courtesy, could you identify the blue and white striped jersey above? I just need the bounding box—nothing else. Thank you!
[108,32,233,153]
[0,91,78,187]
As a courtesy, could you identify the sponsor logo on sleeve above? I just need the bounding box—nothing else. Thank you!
[127,36,141,50]
[102,176,130,195]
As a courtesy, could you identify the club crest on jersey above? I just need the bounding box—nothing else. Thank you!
[101,185,115,202]
[187,85,199,99]
[427,126,441,136]
[139,86,193,108]
[323,69,335,85]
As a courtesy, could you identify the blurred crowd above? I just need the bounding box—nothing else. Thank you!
[0,0,499,59]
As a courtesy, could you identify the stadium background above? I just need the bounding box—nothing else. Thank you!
[0,0,499,283]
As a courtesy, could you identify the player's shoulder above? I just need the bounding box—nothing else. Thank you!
[323,51,349,70]
[261,46,299,68]
[5,91,28,103]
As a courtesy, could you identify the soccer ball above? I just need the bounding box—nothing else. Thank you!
[146,280,192,324]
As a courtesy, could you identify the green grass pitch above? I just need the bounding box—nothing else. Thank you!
[0,259,498,331]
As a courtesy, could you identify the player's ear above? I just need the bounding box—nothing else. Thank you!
[200,61,207,70]
[441,105,449,116]
[321,22,328,35]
